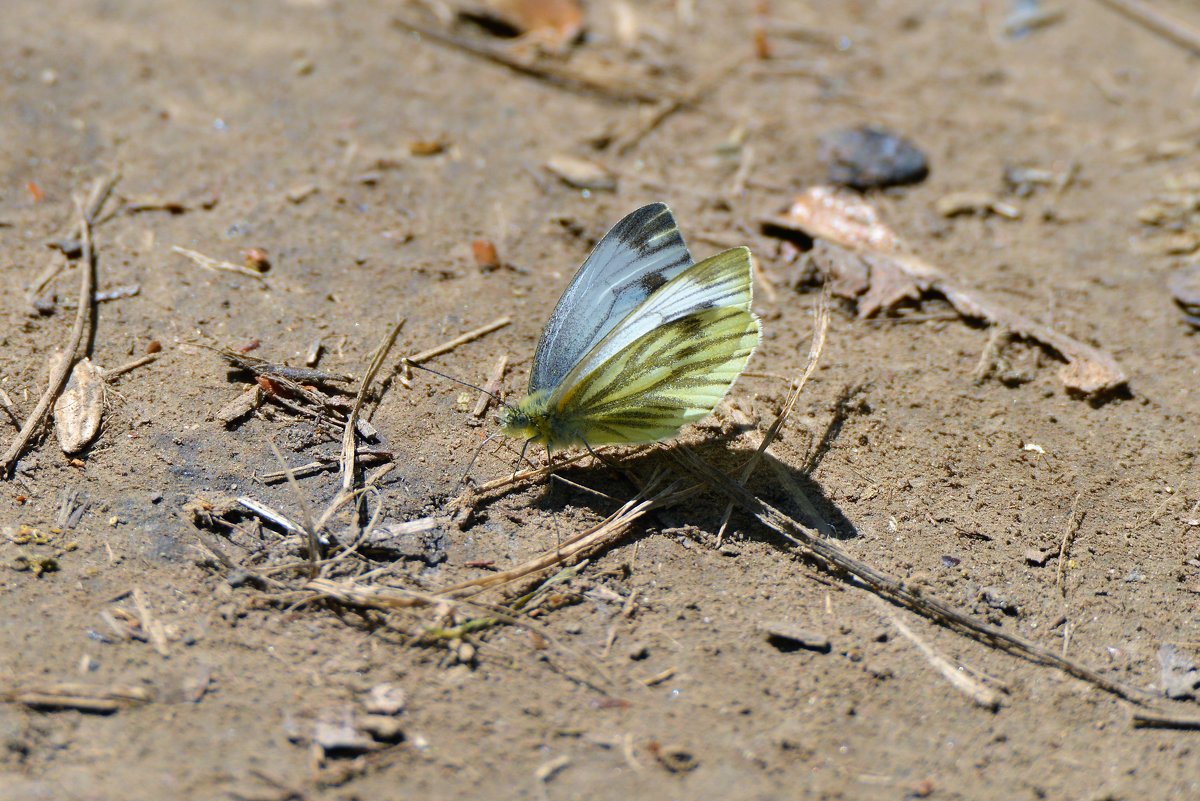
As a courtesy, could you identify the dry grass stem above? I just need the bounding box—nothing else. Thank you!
[342,318,405,493]
[882,602,1002,710]
[670,445,1153,706]
[171,246,268,282]
[404,316,511,365]
[2,191,99,478]
[103,354,159,382]
[1057,494,1085,597]
[716,286,830,541]
[472,354,509,417]
[1,682,153,713]
[391,16,666,104]
[1094,0,1200,56]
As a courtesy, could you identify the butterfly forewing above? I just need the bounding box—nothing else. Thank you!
[554,306,761,445]
[529,203,693,394]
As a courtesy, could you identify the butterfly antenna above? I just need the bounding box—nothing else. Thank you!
[402,359,515,410]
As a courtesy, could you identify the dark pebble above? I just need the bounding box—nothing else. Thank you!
[818,125,929,190]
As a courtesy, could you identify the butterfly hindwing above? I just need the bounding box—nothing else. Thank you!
[529,203,693,395]
[549,246,754,406]
[553,305,761,445]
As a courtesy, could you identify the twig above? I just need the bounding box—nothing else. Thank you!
[883,603,1002,710]
[1131,709,1200,730]
[459,449,593,498]
[2,193,97,478]
[1,682,153,713]
[1093,0,1200,56]
[1056,494,1085,597]
[259,449,391,482]
[437,475,685,600]
[303,578,616,692]
[342,319,405,494]
[103,354,159,382]
[615,58,745,154]
[0,389,23,430]
[715,286,830,542]
[472,354,508,417]
[391,16,665,104]
[404,316,511,364]
[26,172,119,303]
[132,587,170,657]
[263,441,322,576]
[670,446,1152,706]
[171,246,268,282]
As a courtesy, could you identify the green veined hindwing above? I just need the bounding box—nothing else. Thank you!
[499,204,761,451]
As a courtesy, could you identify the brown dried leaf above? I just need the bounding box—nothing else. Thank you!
[53,357,104,454]
[770,185,900,252]
[770,186,1128,396]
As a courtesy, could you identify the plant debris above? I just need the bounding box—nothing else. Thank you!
[761,622,831,653]
[53,357,105,454]
[935,191,1020,219]
[545,154,617,191]
[766,186,1128,396]
[1158,644,1200,700]
[459,0,585,53]
[1167,263,1200,327]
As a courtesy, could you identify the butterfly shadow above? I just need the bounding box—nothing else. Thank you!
[484,436,859,547]
[671,440,860,543]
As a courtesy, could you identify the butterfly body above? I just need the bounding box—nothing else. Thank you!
[501,203,760,452]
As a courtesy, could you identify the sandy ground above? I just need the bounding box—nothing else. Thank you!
[3,1,1200,799]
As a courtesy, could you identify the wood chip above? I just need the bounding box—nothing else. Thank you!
[935,191,1021,219]
[545,155,617,191]
[761,621,831,652]
[215,385,263,425]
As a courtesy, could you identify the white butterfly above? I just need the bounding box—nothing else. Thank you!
[499,203,760,452]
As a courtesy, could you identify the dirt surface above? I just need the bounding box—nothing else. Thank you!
[4,1,1200,798]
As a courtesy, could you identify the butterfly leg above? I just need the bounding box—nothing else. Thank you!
[511,437,534,480]
[545,444,563,553]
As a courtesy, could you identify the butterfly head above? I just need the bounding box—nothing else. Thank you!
[498,390,557,445]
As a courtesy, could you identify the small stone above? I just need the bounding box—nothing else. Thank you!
[285,183,319,204]
[818,125,929,190]
[359,715,405,744]
[1024,548,1055,567]
[1159,644,1200,700]
[628,643,650,661]
[313,709,378,757]
[363,683,406,716]
[1168,263,1200,327]
[761,622,831,653]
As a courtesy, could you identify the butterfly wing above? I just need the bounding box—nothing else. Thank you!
[529,203,693,395]
[549,246,754,401]
[552,306,761,445]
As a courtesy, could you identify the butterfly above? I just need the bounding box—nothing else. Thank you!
[498,202,761,455]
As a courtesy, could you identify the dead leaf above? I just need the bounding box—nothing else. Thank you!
[767,186,900,251]
[53,357,104,454]
[768,186,1128,396]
